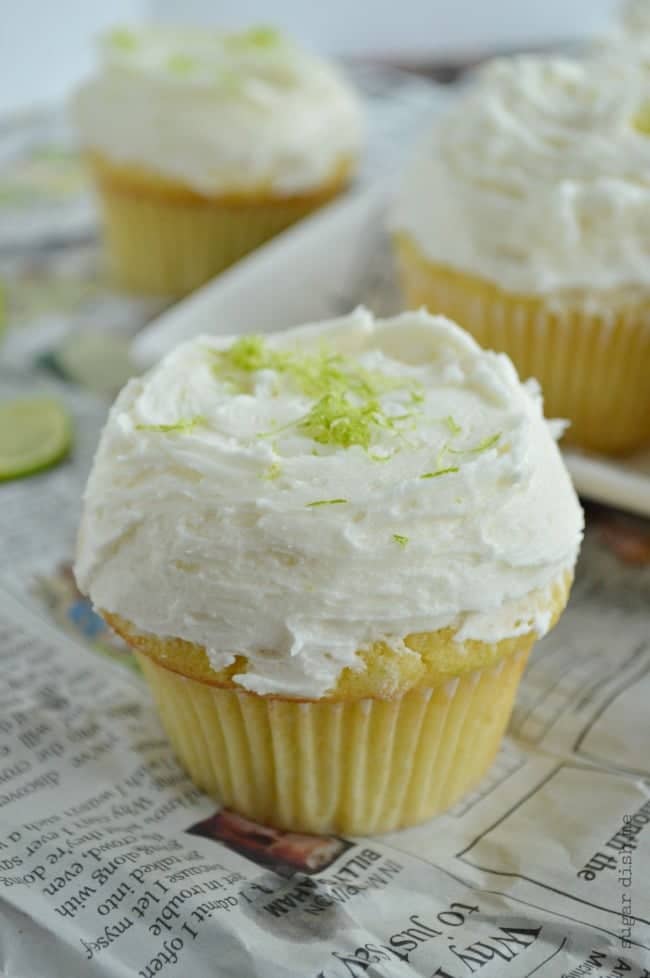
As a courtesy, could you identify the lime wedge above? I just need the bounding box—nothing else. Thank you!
[0,397,72,482]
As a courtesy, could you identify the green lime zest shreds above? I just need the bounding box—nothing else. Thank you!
[297,393,386,450]
[633,100,650,135]
[226,25,283,49]
[212,335,418,402]
[107,28,138,51]
[420,467,459,479]
[449,433,501,455]
[307,498,348,507]
[214,335,424,453]
[168,53,196,75]
[136,416,205,433]
[444,415,462,436]
[392,534,409,547]
[263,462,282,481]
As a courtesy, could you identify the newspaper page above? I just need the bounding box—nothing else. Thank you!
[1,71,650,978]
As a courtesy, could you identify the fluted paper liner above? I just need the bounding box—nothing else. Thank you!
[136,648,530,835]
[88,155,352,296]
[396,234,650,455]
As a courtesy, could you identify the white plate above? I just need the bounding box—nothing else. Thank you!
[132,185,650,519]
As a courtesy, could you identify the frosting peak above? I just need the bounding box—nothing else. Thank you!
[393,55,650,294]
[75,309,583,697]
[72,25,362,193]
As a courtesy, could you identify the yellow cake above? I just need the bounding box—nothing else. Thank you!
[72,26,362,296]
[75,309,583,834]
[392,55,650,455]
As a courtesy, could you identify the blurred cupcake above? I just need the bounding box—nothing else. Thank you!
[75,308,582,834]
[392,55,650,455]
[72,26,362,296]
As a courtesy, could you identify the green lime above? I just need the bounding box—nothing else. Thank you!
[0,397,72,482]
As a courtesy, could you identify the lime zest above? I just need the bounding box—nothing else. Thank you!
[226,25,283,50]
[136,416,205,434]
[0,397,72,482]
[420,467,459,479]
[212,335,412,402]
[444,415,462,436]
[297,394,384,450]
[168,53,196,75]
[632,100,650,135]
[392,534,409,547]
[263,462,282,481]
[107,28,138,51]
[307,498,348,507]
[449,433,501,455]
[214,335,423,453]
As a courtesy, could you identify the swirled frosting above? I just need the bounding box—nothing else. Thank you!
[71,26,362,193]
[620,0,650,33]
[393,55,650,294]
[592,1,650,78]
[75,309,583,697]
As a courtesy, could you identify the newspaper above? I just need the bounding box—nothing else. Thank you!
[1,70,650,978]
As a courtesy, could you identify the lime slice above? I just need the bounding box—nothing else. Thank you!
[0,397,72,482]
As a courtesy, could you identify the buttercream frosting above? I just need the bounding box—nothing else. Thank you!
[75,309,583,697]
[71,25,362,194]
[591,1,650,79]
[392,55,650,295]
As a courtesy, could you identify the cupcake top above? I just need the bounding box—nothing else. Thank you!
[393,55,650,295]
[592,0,650,74]
[76,309,582,697]
[619,0,650,34]
[72,25,362,194]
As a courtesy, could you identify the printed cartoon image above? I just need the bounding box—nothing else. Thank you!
[187,808,350,878]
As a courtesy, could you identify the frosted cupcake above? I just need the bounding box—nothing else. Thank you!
[392,55,650,455]
[75,308,582,834]
[72,26,362,296]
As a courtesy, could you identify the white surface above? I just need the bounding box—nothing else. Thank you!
[133,183,650,518]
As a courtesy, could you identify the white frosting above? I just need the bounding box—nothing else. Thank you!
[392,55,650,294]
[591,1,650,78]
[75,309,583,698]
[71,26,362,193]
[620,0,650,34]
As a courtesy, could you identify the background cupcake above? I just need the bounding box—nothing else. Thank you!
[392,55,650,455]
[72,26,362,296]
[75,308,582,834]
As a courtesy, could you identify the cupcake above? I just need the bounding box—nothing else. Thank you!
[72,26,362,296]
[75,308,582,834]
[392,55,650,455]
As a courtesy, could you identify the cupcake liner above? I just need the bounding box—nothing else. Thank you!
[136,647,530,835]
[89,157,351,296]
[395,235,650,454]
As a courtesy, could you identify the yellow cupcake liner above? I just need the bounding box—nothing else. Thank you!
[136,647,529,835]
[395,235,650,455]
[88,156,352,296]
